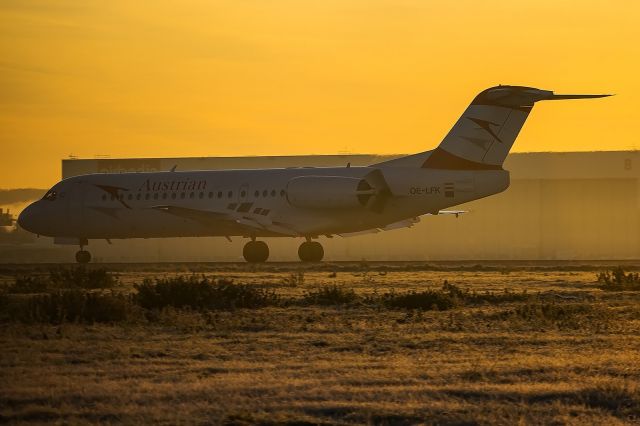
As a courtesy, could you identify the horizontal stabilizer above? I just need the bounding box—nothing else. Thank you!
[433,210,467,217]
[545,93,612,101]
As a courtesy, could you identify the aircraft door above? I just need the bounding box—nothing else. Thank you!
[66,181,86,236]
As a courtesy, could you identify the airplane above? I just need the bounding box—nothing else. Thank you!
[18,85,609,263]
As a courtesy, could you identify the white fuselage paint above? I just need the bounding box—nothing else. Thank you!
[21,165,509,240]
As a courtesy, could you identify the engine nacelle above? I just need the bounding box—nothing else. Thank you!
[286,176,376,209]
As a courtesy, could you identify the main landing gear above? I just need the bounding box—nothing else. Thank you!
[75,249,91,264]
[243,240,269,263]
[241,239,325,263]
[298,240,324,262]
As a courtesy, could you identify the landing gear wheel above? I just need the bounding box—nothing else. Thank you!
[75,250,91,264]
[298,241,324,262]
[243,241,269,263]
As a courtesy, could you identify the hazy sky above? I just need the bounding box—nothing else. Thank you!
[1,0,638,187]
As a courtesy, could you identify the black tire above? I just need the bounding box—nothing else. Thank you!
[75,250,91,264]
[298,241,324,262]
[243,241,269,263]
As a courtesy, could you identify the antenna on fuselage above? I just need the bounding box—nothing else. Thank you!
[170,165,177,172]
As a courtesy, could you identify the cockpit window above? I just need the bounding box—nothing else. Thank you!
[43,190,57,201]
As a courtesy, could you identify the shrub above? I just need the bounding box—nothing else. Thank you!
[380,289,458,311]
[133,276,279,310]
[9,267,118,293]
[493,301,611,329]
[48,267,118,289]
[7,275,50,294]
[0,290,131,324]
[376,282,532,311]
[597,267,640,291]
[514,302,594,321]
[300,285,358,306]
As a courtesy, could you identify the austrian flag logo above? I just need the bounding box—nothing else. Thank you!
[444,182,455,198]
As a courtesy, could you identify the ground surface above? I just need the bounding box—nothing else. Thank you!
[1,262,640,425]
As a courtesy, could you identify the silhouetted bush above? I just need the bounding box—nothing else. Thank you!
[597,267,640,291]
[489,301,612,329]
[8,267,118,293]
[375,282,532,311]
[515,302,593,320]
[300,285,358,306]
[133,276,279,310]
[6,275,50,294]
[48,267,118,289]
[380,288,459,311]
[1,290,131,324]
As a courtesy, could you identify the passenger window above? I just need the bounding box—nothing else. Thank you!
[217,191,222,198]
[145,193,150,200]
[127,194,133,200]
[199,192,204,199]
[254,190,259,197]
[154,193,159,200]
[162,193,167,199]
[102,195,106,201]
[208,192,213,198]
[271,190,276,197]
[180,193,185,199]
[262,190,268,197]
[227,191,233,198]
[171,193,177,199]
[189,192,195,199]
[280,190,286,197]
[241,190,246,197]
[136,193,141,200]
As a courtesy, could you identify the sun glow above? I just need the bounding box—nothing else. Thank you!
[1,0,638,187]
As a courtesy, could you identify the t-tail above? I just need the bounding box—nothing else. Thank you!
[375,85,611,169]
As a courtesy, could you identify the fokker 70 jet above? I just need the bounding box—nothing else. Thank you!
[18,85,609,263]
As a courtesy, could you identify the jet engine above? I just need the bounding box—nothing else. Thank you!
[286,175,388,210]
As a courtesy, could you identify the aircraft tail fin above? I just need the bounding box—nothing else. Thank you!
[374,86,610,169]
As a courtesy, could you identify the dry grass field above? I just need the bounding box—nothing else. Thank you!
[1,262,640,425]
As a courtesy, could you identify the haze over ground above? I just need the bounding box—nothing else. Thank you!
[1,0,639,188]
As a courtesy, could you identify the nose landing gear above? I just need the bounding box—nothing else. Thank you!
[75,239,91,264]
[243,240,269,263]
[298,241,324,262]
[75,249,91,264]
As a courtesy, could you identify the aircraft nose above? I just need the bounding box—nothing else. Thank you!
[18,202,42,234]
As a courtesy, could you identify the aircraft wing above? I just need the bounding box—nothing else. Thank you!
[150,205,300,236]
[150,205,228,224]
[338,229,381,237]
[338,210,466,237]
[339,217,421,237]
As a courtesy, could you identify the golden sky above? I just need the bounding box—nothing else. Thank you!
[1,0,638,188]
